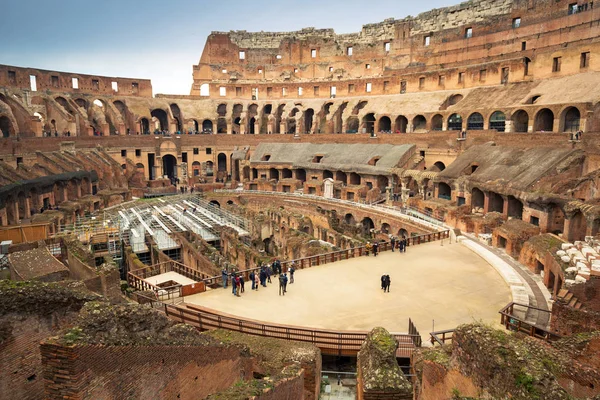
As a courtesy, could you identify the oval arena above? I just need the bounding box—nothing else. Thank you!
[3,0,600,399]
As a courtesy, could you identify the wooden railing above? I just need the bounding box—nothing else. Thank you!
[164,303,421,358]
[499,302,560,341]
[127,260,208,293]
[201,230,450,288]
[429,329,455,346]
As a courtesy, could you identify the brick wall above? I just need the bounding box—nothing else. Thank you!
[41,343,252,400]
[0,312,79,400]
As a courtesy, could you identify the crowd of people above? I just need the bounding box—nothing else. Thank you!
[221,259,296,297]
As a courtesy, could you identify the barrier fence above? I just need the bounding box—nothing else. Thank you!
[499,302,560,341]
[164,303,421,358]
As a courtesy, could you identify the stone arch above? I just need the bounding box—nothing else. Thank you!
[568,211,587,242]
[150,109,169,131]
[361,217,375,236]
[202,119,213,133]
[393,115,408,133]
[349,172,361,185]
[534,108,554,132]
[431,114,443,131]
[217,104,227,116]
[346,117,359,133]
[447,113,462,131]
[397,228,408,238]
[472,187,484,209]
[438,182,452,199]
[507,195,523,219]
[335,171,347,184]
[295,169,306,182]
[381,223,391,234]
[344,213,356,225]
[467,112,484,130]
[432,161,446,172]
[0,115,14,137]
[378,116,391,132]
[209,200,221,208]
[511,109,529,133]
[323,170,333,180]
[140,118,150,134]
[304,108,314,133]
[412,115,426,132]
[362,113,376,134]
[217,153,227,172]
[489,111,506,132]
[560,106,581,132]
[489,192,504,213]
[281,168,292,179]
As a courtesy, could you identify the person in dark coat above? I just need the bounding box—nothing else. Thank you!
[390,236,396,252]
[381,275,386,290]
[289,266,295,283]
[222,268,228,289]
[384,275,391,292]
[373,242,379,257]
[250,271,256,290]
[239,275,245,293]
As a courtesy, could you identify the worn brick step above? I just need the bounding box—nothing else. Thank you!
[557,289,569,299]
[564,292,574,302]
[568,297,578,307]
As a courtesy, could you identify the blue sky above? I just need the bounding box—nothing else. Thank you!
[1,0,455,95]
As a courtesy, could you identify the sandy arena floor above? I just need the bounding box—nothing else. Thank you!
[185,241,511,336]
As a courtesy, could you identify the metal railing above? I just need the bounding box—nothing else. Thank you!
[499,302,560,341]
[165,303,420,357]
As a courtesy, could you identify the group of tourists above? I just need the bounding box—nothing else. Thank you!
[390,236,409,253]
[221,259,296,297]
[365,241,379,256]
[380,275,391,292]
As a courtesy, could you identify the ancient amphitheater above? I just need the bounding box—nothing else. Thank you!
[2,0,600,399]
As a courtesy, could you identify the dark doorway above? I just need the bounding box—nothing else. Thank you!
[162,154,177,179]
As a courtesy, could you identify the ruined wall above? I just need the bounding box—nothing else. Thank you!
[0,64,152,97]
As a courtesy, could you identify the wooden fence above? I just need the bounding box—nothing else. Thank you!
[165,303,420,358]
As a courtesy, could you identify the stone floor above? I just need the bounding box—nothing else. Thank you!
[185,241,511,340]
[320,378,356,399]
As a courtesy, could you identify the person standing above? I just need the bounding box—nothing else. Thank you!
[289,265,295,284]
[231,273,237,296]
[260,267,267,287]
[373,241,379,257]
[250,271,255,290]
[254,271,260,290]
[222,268,228,289]
[381,275,386,290]
[282,273,288,293]
[239,274,245,293]
[235,275,241,297]
[402,237,407,253]
[390,236,396,252]
[385,275,391,292]
[266,264,272,284]
[365,242,372,256]
[279,273,286,296]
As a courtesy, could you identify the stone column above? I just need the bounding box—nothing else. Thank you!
[504,120,514,133]
[483,192,491,214]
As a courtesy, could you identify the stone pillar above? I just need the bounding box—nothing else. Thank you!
[504,120,514,133]
[280,122,286,134]
[483,192,491,214]
[357,327,412,400]
[442,120,448,131]
[62,186,69,202]
[502,196,509,218]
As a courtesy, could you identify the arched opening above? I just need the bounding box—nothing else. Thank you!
[534,108,554,132]
[448,94,463,106]
[151,109,168,132]
[242,166,250,180]
[29,188,40,212]
[447,114,462,131]
[395,115,408,133]
[217,118,227,134]
[344,213,355,225]
[335,171,347,185]
[323,170,333,180]
[378,116,391,132]
[227,200,234,205]
[489,192,504,213]
[295,169,306,182]
[170,104,183,133]
[140,118,150,134]
[438,183,452,200]
[562,107,581,132]
[377,175,389,192]
[349,172,361,185]
[17,191,28,220]
[472,188,484,209]
[362,113,376,134]
[282,168,292,179]
[507,196,523,219]
[431,114,443,131]
[412,115,426,132]
[217,153,227,172]
[346,117,359,133]
[361,217,375,236]
[467,112,484,130]
[489,111,506,132]
[432,161,446,172]
[304,109,314,133]
[192,161,201,177]
[568,211,587,242]
[162,154,177,180]
[381,223,391,234]
[269,168,280,180]
[206,161,214,177]
[511,110,529,133]
[217,104,227,116]
[0,116,12,137]
[397,228,408,238]
[209,200,221,208]
[248,117,256,134]
[548,203,566,234]
[202,119,213,133]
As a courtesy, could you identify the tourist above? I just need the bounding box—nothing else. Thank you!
[266,264,272,284]
[390,236,396,252]
[231,273,237,295]
[365,241,372,256]
[259,267,267,287]
[235,275,241,296]
[254,270,260,290]
[279,273,288,296]
[289,265,295,283]
[385,275,391,292]
[373,241,379,257]
[250,271,256,290]
[381,275,386,290]
[221,268,228,289]
[402,237,407,253]
[283,272,288,293]
[239,274,245,293]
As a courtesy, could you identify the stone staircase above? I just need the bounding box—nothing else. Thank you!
[557,289,583,309]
